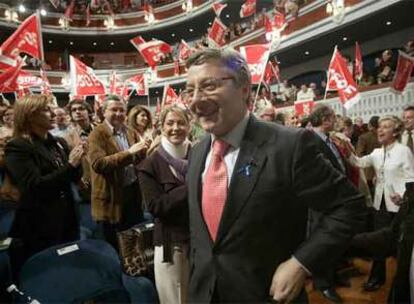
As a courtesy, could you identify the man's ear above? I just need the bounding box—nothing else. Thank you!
[241,83,251,104]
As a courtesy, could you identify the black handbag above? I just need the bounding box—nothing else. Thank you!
[117,222,155,277]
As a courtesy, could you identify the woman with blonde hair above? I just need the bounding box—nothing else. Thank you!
[5,95,86,271]
[345,115,414,291]
[127,105,153,141]
[138,105,191,304]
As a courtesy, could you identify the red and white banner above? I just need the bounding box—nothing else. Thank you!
[208,18,227,48]
[239,44,271,84]
[240,0,256,18]
[0,55,17,70]
[69,55,106,96]
[327,47,360,109]
[125,74,148,96]
[15,87,31,99]
[64,0,76,20]
[212,2,227,16]
[174,59,180,76]
[0,60,24,93]
[0,13,43,61]
[131,38,172,68]
[162,85,178,107]
[264,60,280,85]
[391,51,414,94]
[178,39,192,62]
[354,41,363,81]
[40,69,52,95]
[294,100,315,116]
[16,70,42,88]
[109,71,129,98]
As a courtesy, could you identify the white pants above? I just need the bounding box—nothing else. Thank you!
[154,245,189,304]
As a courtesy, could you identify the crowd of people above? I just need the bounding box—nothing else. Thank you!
[0,47,414,303]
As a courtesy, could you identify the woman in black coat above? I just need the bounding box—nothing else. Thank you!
[5,95,86,269]
[138,106,191,304]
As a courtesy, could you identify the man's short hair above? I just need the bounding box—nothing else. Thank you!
[403,105,414,113]
[368,115,379,129]
[101,94,124,112]
[186,48,251,88]
[309,104,334,127]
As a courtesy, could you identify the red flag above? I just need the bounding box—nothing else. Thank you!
[327,47,360,109]
[86,4,91,26]
[273,10,286,29]
[130,35,146,48]
[40,69,52,95]
[69,55,105,96]
[125,74,147,96]
[109,71,128,98]
[391,51,414,94]
[15,87,31,99]
[212,2,227,16]
[264,14,273,41]
[240,0,256,18]
[354,41,363,81]
[0,55,17,70]
[239,44,271,84]
[0,13,43,61]
[162,85,178,107]
[294,100,315,117]
[131,39,172,68]
[178,39,192,62]
[264,60,280,85]
[64,0,76,21]
[0,60,24,93]
[208,18,228,48]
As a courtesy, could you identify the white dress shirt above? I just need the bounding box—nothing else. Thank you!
[349,142,414,212]
[202,114,250,187]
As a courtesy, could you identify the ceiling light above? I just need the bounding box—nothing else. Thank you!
[305,51,310,55]
[110,42,114,46]
[18,4,25,13]
[189,28,193,32]
[208,22,212,25]
[69,41,74,45]
[386,21,392,26]
[40,8,47,16]
[93,42,97,46]
[342,36,347,41]
[48,40,52,44]
[226,14,230,18]
[171,33,175,37]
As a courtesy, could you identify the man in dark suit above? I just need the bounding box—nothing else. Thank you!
[184,48,365,303]
[308,104,354,303]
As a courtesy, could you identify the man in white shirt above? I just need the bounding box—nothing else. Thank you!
[296,84,316,101]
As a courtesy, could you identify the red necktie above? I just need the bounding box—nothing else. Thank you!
[202,139,230,241]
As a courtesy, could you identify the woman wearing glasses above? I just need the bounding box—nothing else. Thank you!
[5,95,86,270]
[138,106,191,304]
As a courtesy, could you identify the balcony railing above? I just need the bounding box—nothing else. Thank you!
[277,81,414,121]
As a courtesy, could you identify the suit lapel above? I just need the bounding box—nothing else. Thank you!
[215,117,268,244]
[101,123,122,154]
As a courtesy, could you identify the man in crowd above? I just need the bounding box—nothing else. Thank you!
[88,95,150,249]
[51,107,70,138]
[184,48,365,303]
[401,105,414,153]
[308,104,356,303]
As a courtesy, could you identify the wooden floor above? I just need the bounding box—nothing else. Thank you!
[306,258,396,304]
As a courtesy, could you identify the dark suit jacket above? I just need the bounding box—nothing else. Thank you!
[5,134,81,256]
[187,116,365,303]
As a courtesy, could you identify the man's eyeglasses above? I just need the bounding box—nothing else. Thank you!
[182,76,234,101]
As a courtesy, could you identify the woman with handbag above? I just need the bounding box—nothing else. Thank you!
[138,106,191,304]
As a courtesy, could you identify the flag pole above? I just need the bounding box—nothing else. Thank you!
[36,10,45,62]
[323,45,337,101]
[147,93,150,109]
